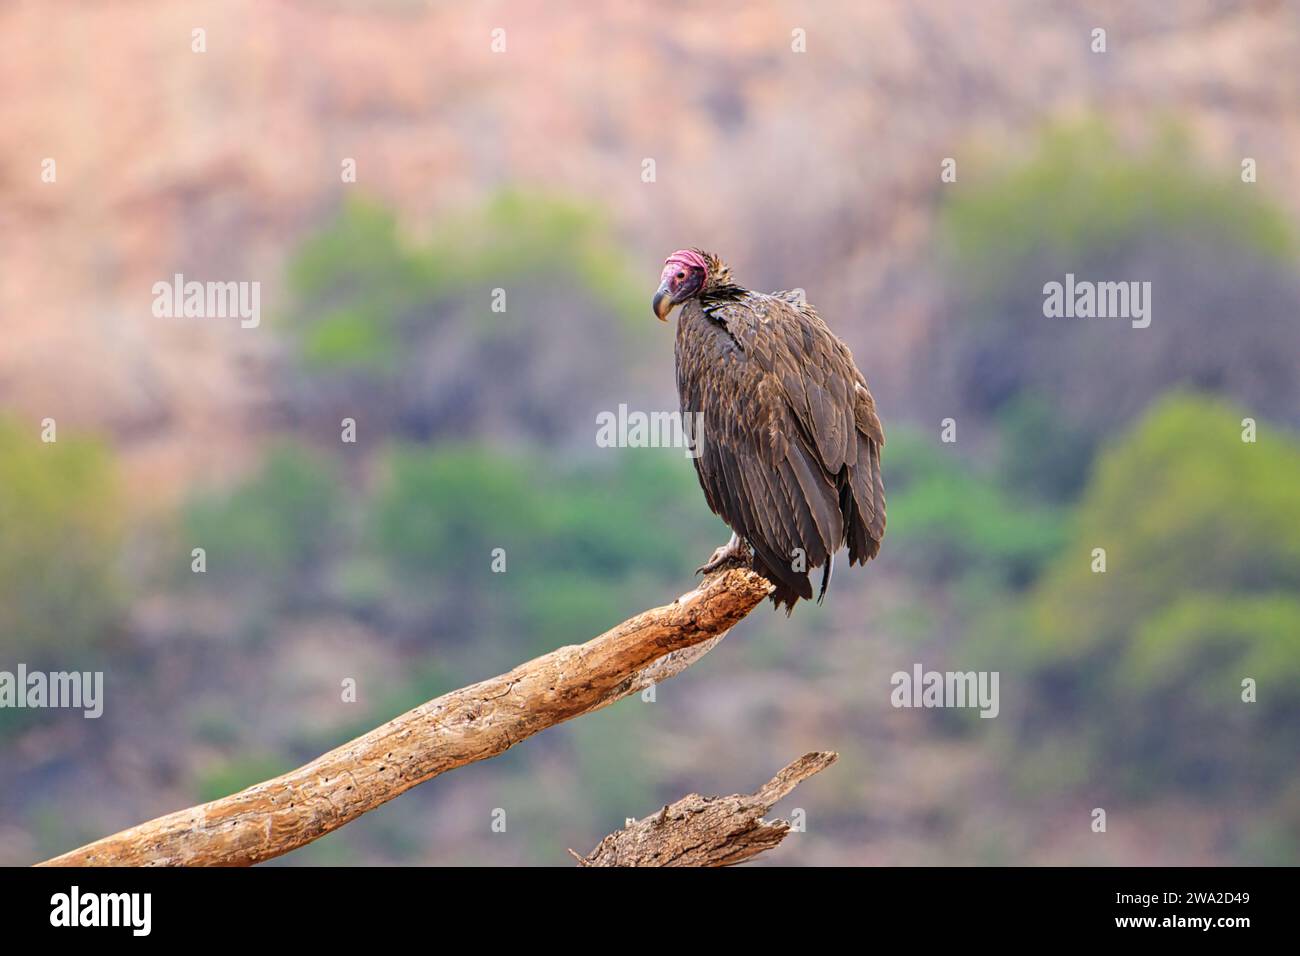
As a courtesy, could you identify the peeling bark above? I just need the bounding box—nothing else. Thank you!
[575,751,838,867]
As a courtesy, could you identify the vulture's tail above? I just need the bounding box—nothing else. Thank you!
[750,545,813,616]
[818,553,833,604]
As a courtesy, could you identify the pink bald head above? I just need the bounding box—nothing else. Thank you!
[662,249,709,276]
[653,249,709,320]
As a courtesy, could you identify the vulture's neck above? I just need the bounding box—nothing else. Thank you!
[701,281,746,303]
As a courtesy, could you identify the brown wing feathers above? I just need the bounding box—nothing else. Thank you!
[676,285,884,611]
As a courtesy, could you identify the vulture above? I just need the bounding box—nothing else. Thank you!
[653,249,885,612]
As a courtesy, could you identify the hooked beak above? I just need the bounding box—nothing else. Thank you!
[652,280,675,322]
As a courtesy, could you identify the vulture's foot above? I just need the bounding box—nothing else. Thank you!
[695,532,750,575]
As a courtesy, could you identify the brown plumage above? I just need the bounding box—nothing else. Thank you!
[653,249,885,612]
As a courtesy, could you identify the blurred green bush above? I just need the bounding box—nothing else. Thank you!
[277,191,649,446]
[184,443,346,593]
[932,119,1300,505]
[982,394,1300,798]
[942,119,1294,291]
[0,420,124,663]
[368,443,720,654]
[994,394,1098,503]
[284,191,643,376]
[193,754,293,804]
[883,426,1065,588]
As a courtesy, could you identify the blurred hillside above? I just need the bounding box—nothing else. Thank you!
[1,1,1298,867]
[3,0,1299,492]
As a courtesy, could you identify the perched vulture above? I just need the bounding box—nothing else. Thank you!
[653,249,885,612]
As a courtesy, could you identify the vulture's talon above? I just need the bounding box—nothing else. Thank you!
[696,533,748,575]
[695,553,723,576]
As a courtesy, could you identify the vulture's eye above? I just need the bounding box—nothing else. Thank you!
[675,271,686,279]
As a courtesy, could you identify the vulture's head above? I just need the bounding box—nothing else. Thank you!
[653,249,731,320]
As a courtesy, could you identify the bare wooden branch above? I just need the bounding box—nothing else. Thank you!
[38,568,774,867]
[575,751,838,867]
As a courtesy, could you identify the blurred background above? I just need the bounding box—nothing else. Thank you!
[1,0,1298,865]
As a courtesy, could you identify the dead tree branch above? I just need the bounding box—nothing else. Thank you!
[574,751,838,866]
[39,568,773,867]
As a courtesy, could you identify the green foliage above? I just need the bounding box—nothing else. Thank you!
[933,119,1300,509]
[370,444,543,580]
[883,427,1066,587]
[284,200,434,370]
[509,570,638,658]
[370,444,712,583]
[184,443,345,589]
[1023,393,1300,662]
[991,393,1300,795]
[995,394,1097,503]
[942,119,1295,290]
[431,190,644,322]
[0,420,124,662]
[1123,595,1300,706]
[368,443,721,653]
[194,754,293,804]
[281,191,643,377]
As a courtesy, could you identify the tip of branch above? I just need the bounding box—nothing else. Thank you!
[754,751,838,807]
[676,566,774,606]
